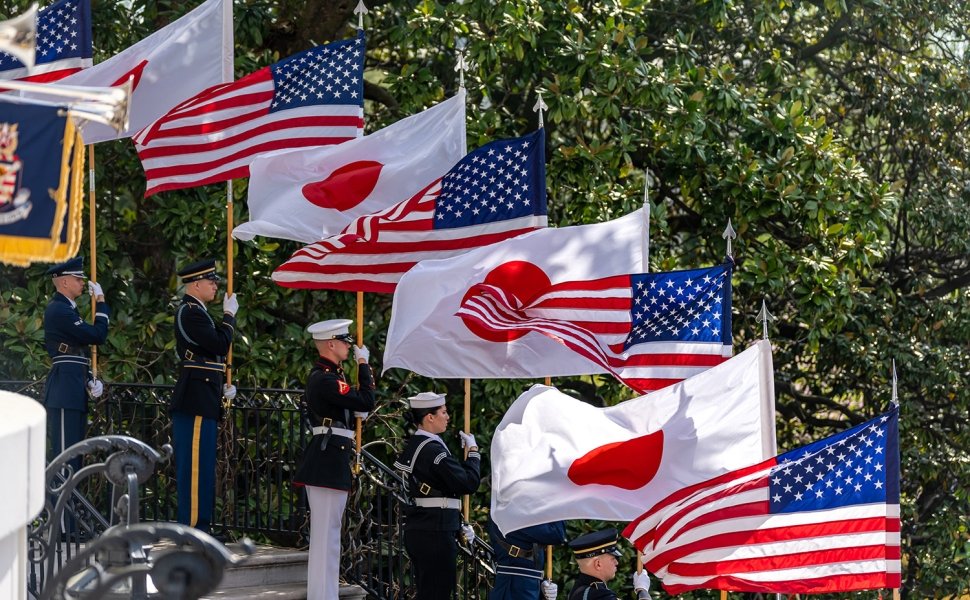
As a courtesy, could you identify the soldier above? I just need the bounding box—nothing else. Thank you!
[487,518,566,600]
[42,256,108,465]
[394,392,480,600]
[567,528,650,600]
[170,258,238,534]
[293,318,375,600]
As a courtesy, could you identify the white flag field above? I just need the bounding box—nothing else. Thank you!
[382,209,646,379]
[490,340,777,535]
[234,90,467,243]
[29,0,233,144]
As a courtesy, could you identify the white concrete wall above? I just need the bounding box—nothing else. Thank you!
[0,391,47,600]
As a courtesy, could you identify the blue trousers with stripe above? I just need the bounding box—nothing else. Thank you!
[172,412,217,533]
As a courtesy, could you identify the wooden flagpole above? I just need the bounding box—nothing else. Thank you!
[87,145,98,378]
[544,375,553,577]
[463,377,471,520]
[353,291,364,475]
[225,180,234,386]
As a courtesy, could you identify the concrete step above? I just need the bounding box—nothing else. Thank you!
[203,582,366,600]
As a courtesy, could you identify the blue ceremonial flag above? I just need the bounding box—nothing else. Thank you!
[0,99,85,266]
[0,0,93,82]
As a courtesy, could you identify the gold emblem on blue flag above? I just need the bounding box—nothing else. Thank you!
[0,99,85,266]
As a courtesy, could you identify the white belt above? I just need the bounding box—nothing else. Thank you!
[414,497,461,510]
[311,425,355,440]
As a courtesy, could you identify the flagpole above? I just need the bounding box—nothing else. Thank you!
[218,179,236,529]
[226,180,234,386]
[642,172,650,272]
[463,377,471,521]
[87,145,98,378]
[353,291,364,475]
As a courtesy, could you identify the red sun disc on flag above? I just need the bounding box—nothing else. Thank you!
[303,160,383,210]
[567,430,665,490]
[460,261,550,342]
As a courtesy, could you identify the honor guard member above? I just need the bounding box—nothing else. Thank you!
[487,518,566,600]
[43,257,109,465]
[394,392,481,600]
[171,258,238,534]
[293,318,375,600]
[567,528,650,600]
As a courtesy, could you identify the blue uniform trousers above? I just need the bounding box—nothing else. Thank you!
[172,411,217,533]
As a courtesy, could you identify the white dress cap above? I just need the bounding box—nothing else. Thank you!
[307,318,354,341]
[407,391,446,409]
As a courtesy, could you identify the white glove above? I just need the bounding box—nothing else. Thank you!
[87,379,104,398]
[223,293,239,316]
[223,384,237,401]
[633,570,651,593]
[460,524,475,544]
[353,411,369,419]
[458,430,477,449]
[87,281,103,298]
[354,345,370,362]
[540,580,558,600]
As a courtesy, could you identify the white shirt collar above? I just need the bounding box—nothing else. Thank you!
[415,429,450,453]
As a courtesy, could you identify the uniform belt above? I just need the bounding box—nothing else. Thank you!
[51,355,90,366]
[54,342,86,356]
[180,359,226,372]
[496,538,536,559]
[311,425,355,439]
[413,497,461,510]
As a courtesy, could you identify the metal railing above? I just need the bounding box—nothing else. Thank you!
[3,380,494,599]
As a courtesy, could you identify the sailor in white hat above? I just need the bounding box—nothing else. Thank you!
[393,391,481,600]
[294,318,375,600]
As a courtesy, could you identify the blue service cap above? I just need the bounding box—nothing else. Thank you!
[178,258,220,283]
[568,528,623,559]
[45,257,85,278]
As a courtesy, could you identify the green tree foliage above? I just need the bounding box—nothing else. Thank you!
[1,0,968,595]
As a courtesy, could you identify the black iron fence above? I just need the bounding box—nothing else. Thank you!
[3,380,494,599]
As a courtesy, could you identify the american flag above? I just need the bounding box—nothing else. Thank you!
[271,129,549,293]
[456,263,732,393]
[134,34,365,197]
[624,406,901,594]
[0,0,92,82]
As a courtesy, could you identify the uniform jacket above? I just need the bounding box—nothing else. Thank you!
[568,573,616,600]
[394,431,480,532]
[488,519,567,600]
[293,357,376,491]
[43,292,110,411]
[171,294,235,420]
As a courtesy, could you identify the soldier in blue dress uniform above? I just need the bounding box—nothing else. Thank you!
[567,528,650,600]
[394,392,481,600]
[293,318,375,600]
[42,257,109,465]
[488,518,566,600]
[170,258,238,533]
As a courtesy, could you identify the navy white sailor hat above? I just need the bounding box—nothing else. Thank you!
[307,318,355,343]
[178,258,220,283]
[45,257,85,278]
[568,528,623,559]
[407,391,446,409]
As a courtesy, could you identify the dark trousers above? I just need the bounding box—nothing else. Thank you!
[172,411,217,533]
[47,407,85,469]
[404,528,458,600]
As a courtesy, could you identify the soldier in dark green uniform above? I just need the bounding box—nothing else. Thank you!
[170,258,238,533]
[294,318,375,600]
[567,529,651,600]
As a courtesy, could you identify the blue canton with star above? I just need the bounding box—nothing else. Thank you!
[268,33,365,112]
[770,406,900,514]
[433,129,548,230]
[0,0,91,71]
[625,264,732,350]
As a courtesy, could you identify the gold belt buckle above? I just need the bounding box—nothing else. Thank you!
[419,483,431,495]
[322,417,332,427]
[508,545,522,558]
[58,342,69,353]
[185,349,194,361]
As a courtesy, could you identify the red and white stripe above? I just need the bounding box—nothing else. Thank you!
[271,180,546,293]
[623,459,901,594]
[0,58,90,83]
[134,67,363,197]
[457,277,729,393]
